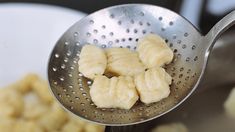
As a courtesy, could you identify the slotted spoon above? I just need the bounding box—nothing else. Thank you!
[48,4,235,127]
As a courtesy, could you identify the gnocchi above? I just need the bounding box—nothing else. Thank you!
[134,67,172,104]
[61,120,83,132]
[0,117,16,132]
[0,88,24,117]
[12,73,39,94]
[38,103,68,131]
[14,120,44,132]
[0,74,105,132]
[106,47,145,76]
[137,34,173,68]
[151,122,188,132]
[90,75,139,109]
[78,45,107,79]
[84,123,105,132]
[23,95,49,120]
[31,78,54,104]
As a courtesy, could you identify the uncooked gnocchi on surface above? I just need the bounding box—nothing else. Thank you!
[134,67,172,104]
[23,95,49,120]
[38,103,68,131]
[151,122,188,132]
[0,74,105,132]
[14,120,45,132]
[90,75,139,109]
[0,117,16,132]
[0,88,24,117]
[78,45,107,79]
[137,34,174,68]
[105,47,145,76]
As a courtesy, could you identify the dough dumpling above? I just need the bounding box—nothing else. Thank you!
[137,34,173,68]
[90,75,139,109]
[224,87,235,118]
[0,117,16,132]
[67,114,105,132]
[134,67,172,104]
[0,89,24,117]
[106,48,145,76]
[61,121,83,132]
[11,74,39,94]
[32,78,54,104]
[23,96,49,120]
[14,120,44,132]
[84,123,105,132]
[151,123,188,132]
[38,103,68,131]
[78,45,107,79]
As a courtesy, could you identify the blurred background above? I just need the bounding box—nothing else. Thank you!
[1,0,235,132]
[1,0,235,33]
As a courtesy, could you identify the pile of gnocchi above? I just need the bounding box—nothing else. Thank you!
[78,34,174,109]
[0,74,105,132]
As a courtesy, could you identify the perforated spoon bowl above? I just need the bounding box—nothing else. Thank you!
[48,4,235,126]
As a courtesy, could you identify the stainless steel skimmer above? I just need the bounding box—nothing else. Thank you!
[48,4,235,126]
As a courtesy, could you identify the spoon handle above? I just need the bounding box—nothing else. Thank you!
[204,11,235,53]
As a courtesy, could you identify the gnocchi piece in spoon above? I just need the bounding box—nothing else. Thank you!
[106,47,145,76]
[137,34,173,68]
[78,45,107,79]
[90,75,139,109]
[134,67,172,104]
